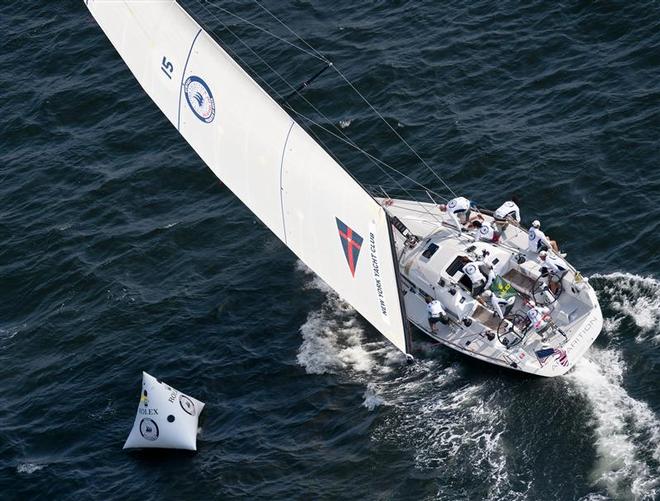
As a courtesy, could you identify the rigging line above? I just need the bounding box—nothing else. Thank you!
[249,0,460,200]
[191,0,448,223]
[200,0,449,205]
[192,1,359,165]
[288,107,449,203]
[191,2,389,195]
[192,1,430,189]
[285,107,449,225]
[331,66,459,199]
[200,0,329,63]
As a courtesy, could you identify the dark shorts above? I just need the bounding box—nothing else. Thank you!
[537,241,549,252]
[429,315,448,325]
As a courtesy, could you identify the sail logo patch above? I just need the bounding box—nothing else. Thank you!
[336,218,363,277]
[184,76,215,123]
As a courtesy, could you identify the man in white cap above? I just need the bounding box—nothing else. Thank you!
[527,220,560,254]
[539,250,568,295]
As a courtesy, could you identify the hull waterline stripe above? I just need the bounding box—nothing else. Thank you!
[279,121,295,244]
[177,28,203,131]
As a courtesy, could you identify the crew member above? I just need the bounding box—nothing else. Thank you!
[425,295,448,332]
[439,196,474,230]
[471,220,500,243]
[462,258,494,297]
[528,220,560,253]
[526,302,552,341]
[539,250,568,295]
[493,196,521,232]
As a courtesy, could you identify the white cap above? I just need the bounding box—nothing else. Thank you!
[532,219,541,228]
[539,250,548,258]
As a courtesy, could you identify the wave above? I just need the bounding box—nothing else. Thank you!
[296,262,405,376]
[296,264,659,499]
[591,272,660,344]
[295,261,523,498]
[569,343,660,500]
[16,463,45,474]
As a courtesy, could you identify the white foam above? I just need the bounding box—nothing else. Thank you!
[17,463,45,474]
[296,261,402,376]
[569,348,660,500]
[362,383,385,410]
[296,261,515,496]
[0,326,21,341]
[592,272,660,343]
[338,119,352,129]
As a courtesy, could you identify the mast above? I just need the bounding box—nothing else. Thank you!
[385,211,413,355]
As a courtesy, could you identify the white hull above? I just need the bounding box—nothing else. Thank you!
[385,198,602,377]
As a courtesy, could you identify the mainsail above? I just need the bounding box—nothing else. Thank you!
[85,0,411,353]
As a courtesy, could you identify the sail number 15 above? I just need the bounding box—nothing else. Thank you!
[160,57,174,79]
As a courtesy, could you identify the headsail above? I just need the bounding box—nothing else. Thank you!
[85,0,410,353]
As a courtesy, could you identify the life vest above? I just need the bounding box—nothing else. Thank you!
[463,263,486,284]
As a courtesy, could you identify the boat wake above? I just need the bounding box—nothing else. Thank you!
[296,262,523,498]
[570,274,660,500]
[297,264,659,499]
[570,347,660,500]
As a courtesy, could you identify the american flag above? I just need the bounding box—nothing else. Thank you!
[535,347,569,367]
[553,348,569,367]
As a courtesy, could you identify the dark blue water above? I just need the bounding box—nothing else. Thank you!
[0,1,658,499]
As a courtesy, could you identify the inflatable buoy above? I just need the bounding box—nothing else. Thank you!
[123,372,205,451]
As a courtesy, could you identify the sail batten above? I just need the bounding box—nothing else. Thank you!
[85,0,410,354]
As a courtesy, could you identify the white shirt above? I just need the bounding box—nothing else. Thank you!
[477,223,496,242]
[463,262,486,284]
[447,197,470,214]
[494,201,520,222]
[527,305,550,330]
[427,300,446,318]
[528,227,550,251]
[445,197,470,230]
[541,253,567,274]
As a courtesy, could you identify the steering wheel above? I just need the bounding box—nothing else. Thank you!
[532,275,562,305]
[497,313,528,348]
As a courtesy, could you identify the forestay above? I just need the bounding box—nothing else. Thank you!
[85,0,410,353]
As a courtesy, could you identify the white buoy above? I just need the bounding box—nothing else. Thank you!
[123,372,205,451]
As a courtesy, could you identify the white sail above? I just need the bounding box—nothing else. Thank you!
[85,0,410,353]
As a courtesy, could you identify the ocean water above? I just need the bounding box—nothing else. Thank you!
[0,1,659,500]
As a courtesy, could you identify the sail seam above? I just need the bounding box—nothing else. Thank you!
[177,28,203,131]
[279,121,295,244]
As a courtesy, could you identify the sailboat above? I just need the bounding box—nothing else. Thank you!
[83,0,602,376]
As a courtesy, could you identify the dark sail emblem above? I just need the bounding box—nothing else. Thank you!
[336,218,363,277]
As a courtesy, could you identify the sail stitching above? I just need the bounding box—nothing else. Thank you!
[279,121,295,245]
[177,28,203,131]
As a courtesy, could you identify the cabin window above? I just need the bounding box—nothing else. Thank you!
[446,256,468,277]
[421,243,439,260]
